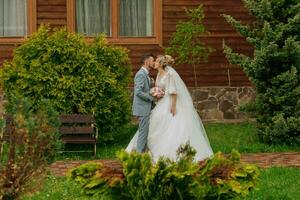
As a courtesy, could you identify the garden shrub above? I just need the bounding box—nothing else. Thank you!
[69,144,259,200]
[223,0,300,144]
[0,25,132,141]
[0,96,60,200]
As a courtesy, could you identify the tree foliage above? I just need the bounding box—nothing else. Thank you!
[223,0,300,144]
[165,5,214,87]
[0,26,132,141]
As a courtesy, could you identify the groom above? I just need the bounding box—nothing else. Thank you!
[133,53,156,153]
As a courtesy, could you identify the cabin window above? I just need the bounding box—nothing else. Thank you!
[76,0,111,36]
[119,0,153,37]
[0,0,36,43]
[67,0,162,44]
[0,0,28,37]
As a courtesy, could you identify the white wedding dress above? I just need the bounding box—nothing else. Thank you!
[126,66,213,162]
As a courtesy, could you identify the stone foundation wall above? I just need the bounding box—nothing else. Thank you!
[190,87,255,121]
[0,87,256,122]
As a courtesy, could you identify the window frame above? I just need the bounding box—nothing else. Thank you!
[67,0,162,45]
[0,0,37,44]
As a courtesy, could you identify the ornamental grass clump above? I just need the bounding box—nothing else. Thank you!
[0,97,60,200]
[69,144,259,200]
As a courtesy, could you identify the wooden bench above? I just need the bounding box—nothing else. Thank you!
[0,114,98,156]
[59,114,98,156]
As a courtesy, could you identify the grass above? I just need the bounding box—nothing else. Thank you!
[4,122,299,199]
[53,122,300,161]
[206,122,300,153]
[20,174,98,200]
[20,167,300,200]
[241,167,300,200]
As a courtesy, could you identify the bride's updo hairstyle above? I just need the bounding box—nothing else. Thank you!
[165,55,175,66]
[156,55,169,69]
[156,55,174,69]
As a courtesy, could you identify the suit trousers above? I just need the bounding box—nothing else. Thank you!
[136,115,150,153]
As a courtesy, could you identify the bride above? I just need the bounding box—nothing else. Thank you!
[126,55,213,162]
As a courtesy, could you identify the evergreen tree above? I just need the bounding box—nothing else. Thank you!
[223,0,300,144]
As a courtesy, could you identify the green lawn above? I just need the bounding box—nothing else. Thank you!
[4,122,300,200]
[54,122,300,161]
[3,122,297,163]
[240,167,300,200]
[206,122,300,153]
[20,167,300,200]
[20,175,98,200]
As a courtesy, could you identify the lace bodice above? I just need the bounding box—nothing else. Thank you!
[155,68,177,95]
[156,74,168,90]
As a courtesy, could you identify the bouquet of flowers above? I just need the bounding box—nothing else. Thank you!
[150,86,165,98]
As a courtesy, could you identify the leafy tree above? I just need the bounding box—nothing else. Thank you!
[223,0,300,144]
[165,5,214,87]
[0,26,132,141]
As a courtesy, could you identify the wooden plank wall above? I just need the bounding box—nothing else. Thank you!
[37,0,67,29]
[162,0,254,87]
[0,0,67,66]
[0,0,254,87]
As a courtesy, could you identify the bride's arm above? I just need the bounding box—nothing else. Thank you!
[167,71,177,116]
[170,94,177,116]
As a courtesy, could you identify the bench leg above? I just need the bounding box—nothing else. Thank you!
[93,143,97,156]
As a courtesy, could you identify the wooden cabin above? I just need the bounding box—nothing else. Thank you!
[0,0,255,121]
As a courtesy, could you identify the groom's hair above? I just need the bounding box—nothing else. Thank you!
[140,53,155,64]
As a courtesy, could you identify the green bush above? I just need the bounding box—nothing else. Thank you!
[0,26,132,141]
[223,0,300,144]
[0,97,60,199]
[68,144,259,200]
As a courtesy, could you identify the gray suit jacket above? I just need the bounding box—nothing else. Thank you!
[132,68,154,116]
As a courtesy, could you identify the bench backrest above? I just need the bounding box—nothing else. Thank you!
[2,114,96,141]
[58,114,97,144]
[59,114,95,124]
